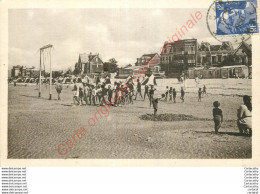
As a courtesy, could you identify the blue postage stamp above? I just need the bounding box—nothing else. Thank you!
[215,0,259,35]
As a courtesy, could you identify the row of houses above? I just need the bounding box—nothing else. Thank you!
[71,39,253,79]
[11,66,41,78]
[159,39,252,77]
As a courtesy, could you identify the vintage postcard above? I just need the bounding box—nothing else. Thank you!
[0,0,260,166]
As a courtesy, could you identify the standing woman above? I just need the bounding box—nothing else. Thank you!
[237,95,252,136]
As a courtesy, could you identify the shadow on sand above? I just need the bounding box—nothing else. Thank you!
[194,131,250,137]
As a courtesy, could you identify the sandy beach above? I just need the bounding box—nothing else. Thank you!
[8,79,252,159]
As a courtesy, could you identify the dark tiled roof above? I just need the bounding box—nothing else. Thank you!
[210,45,221,51]
[79,53,99,63]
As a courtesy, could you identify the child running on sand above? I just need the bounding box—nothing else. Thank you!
[198,88,202,102]
[213,101,223,134]
[180,87,185,103]
[152,94,165,116]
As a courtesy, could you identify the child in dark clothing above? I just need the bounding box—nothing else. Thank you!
[128,87,134,104]
[149,85,156,107]
[198,88,202,102]
[180,87,185,102]
[173,88,176,103]
[79,87,84,105]
[107,85,113,105]
[213,101,223,134]
[165,86,169,101]
[169,87,173,101]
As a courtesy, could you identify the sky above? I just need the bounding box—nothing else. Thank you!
[8,8,243,71]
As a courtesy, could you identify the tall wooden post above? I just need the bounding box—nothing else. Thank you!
[49,48,52,100]
[39,44,53,99]
[39,50,41,97]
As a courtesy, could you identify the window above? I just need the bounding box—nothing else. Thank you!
[218,55,222,62]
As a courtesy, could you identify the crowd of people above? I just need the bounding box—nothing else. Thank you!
[54,76,252,136]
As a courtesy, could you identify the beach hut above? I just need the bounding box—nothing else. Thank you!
[194,67,204,78]
[220,65,248,78]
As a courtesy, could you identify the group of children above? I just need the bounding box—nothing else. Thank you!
[72,80,136,107]
[70,78,225,134]
[162,84,207,103]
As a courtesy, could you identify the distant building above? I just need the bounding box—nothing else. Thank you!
[11,65,23,77]
[233,41,252,67]
[197,41,233,67]
[76,53,104,75]
[11,65,41,78]
[160,39,198,77]
[135,53,161,74]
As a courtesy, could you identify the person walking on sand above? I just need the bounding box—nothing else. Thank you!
[164,86,169,101]
[169,87,173,101]
[180,87,185,102]
[195,76,199,87]
[55,80,62,100]
[213,101,223,134]
[198,88,202,102]
[134,79,143,100]
[202,85,207,96]
[149,85,156,107]
[173,88,177,103]
[144,85,149,100]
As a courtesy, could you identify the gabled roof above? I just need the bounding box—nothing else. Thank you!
[79,53,103,64]
[199,42,210,51]
[233,41,252,54]
[79,53,89,63]
[219,41,233,51]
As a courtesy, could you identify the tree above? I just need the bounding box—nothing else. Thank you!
[65,67,73,76]
[104,58,118,73]
[73,62,81,75]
